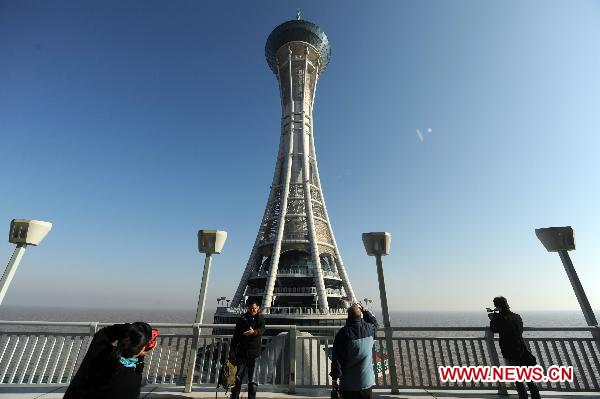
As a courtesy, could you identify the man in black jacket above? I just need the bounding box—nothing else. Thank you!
[229,300,265,399]
[489,296,541,399]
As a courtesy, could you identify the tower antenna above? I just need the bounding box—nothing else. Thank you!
[296,8,301,20]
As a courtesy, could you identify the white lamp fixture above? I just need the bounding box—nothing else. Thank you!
[198,230,227,254]
[1,219,53,306]
[535,226,575,252]
[535,226,597,329]
[361,231,398,393]
[362,231,391,256]
[185,229,227,393]
[9,219,52,246]
[194,229,227,324]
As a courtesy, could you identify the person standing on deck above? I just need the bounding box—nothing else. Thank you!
[330,303,378,399]
[229,300,266,399]
[489,296,541,399]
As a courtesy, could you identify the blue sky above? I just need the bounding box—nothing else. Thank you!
[1,1,599,313]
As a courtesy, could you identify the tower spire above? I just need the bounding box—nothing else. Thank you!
[296,8,301,20]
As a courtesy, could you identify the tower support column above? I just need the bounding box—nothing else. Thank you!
[262,46,295,312]
[300,46,328,311]
[308,130,357,303]
[231,152,284,308]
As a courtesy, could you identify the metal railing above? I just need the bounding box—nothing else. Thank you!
[250,269,341,279]
[264,307,347,315]
[216,307,348,315]
[245,287,344,296]
[0,321,598,393]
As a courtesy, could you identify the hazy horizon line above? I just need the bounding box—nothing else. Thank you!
[1,305,596,313]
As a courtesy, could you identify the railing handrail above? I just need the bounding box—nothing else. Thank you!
[0,320,597,332]
[390,326,599,332]
[0,321,336,331]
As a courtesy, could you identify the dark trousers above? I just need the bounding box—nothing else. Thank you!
[231,355,258,399]
[340,388,372,399]
[506,358,541,399]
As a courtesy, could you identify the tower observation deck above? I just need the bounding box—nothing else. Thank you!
[215,18,356,328]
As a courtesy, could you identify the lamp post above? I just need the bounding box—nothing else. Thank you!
[362,232,399,394]
[535,226,599,344]
[184,229,227,393]
[1,219,52,306]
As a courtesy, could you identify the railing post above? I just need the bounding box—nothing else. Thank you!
[89,322,98,337]
[184,323,201,393]
[85,322,99,351]
[593,326,600,352]
[288,325,297,394]
[382,326,400,393]
[485,328,508,396]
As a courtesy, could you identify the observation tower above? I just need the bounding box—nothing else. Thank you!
[215,15,356,328]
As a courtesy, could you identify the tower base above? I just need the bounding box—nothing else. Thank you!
[213,307,347,336]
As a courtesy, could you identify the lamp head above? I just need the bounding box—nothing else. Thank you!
[9,219,52,246]
[198,230,227,254]
[535,226,575,252]
[362,232,391,256]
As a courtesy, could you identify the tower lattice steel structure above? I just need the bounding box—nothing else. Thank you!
[216,17,356,326]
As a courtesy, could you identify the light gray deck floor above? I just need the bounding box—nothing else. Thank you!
[1,386,600,399]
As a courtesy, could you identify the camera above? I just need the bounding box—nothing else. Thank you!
[486,307,498,319]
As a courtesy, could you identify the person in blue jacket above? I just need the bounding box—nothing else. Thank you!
[330,303,378,399]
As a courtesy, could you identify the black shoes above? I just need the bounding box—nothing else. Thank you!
[229,384,241,399]
[229,382,256,399]
[247,382,257,399]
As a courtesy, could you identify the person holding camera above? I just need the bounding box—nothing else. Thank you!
[488,296,541,399]
[64,322,158,399]
[229,300,265,399]
[330,303,378,399]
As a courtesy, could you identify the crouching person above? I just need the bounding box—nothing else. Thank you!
[64,322,158,399]
[229,301,265,399]
[330,304,378,399]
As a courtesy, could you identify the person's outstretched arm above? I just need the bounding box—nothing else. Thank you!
[489,313,501,333]
[85,323,131,361]
[363,310,378,327]
[100,323,131,342]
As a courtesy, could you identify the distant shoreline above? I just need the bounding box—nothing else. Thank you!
[1,305,595,313]
[0,305,593,328]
